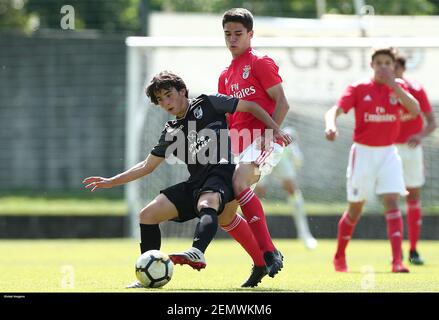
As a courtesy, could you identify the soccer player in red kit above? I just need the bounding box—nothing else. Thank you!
[172,8,292,287]
[217,8,291,280]
[394,54,437,265]
[325,48,420,273]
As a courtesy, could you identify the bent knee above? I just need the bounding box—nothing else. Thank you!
[197,193,220,212]
[139,208,158,224]
[232,168,260,196]
[382,194,400,211]
[232,176,249,196]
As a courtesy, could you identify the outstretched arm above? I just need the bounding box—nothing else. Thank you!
[82,154,164,192]
[236,100,292,145]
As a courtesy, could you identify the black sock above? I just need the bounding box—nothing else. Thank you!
[192,207,218,253]
[139,223,161,254]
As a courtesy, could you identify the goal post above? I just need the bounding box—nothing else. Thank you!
[125,36,439,238]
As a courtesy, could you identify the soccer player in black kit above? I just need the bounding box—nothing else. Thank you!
[82,71,290,288]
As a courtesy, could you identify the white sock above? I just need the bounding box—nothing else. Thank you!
[288,190,314,240]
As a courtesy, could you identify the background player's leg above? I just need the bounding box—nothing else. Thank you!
[382,193,409,273]
[334,201,363,272]
[406,187,424,264]
[282,179,317,249]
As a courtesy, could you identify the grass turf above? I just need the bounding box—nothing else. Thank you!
[1,238,438,292]
[2,195,438,216]
[1,195,347,216]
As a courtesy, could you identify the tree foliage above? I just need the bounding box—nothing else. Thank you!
[1,0,438,33]
[25,0,141,32]
[152,0,437,17]
[0,0,30,31]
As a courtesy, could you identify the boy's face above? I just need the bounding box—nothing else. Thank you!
[223,22,253,58]
[155,87,187,117]
[371,53,395,81]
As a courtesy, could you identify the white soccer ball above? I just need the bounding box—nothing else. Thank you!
[135,250,174,288]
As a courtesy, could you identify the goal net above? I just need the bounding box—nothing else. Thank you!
[125,36,439,237]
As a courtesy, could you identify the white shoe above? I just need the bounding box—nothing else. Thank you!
[125,280,145,289]
[169,247,206,270]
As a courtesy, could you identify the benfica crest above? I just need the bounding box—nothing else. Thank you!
[242,65,251,79]
[389,93,398,105]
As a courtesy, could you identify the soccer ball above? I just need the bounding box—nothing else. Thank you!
[135,250,174,288]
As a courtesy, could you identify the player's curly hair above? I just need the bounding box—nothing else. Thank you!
[222,8,253,32]
[145,71,188,105]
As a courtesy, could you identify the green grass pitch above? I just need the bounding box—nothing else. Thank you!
[1,238,438,292]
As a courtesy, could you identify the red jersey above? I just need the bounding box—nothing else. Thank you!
[395,78,432,143]
[218,47,282,154]
[337,79,409,147]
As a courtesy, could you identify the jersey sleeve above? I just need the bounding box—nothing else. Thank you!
[253,55,283,90]
[337,84,357,113]
[218,69,228,94]
[207,94,239,115]
[150,124,174,158]
[412,86,432,113]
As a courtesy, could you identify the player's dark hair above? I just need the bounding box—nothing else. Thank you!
[371,47,397,62]
[222,8,253,32]
[145,71,188,105]
[395,54,407,69]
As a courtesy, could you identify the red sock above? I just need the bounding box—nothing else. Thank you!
[407,199,422,251]
[221,214,265,266]
[237,188,275,253]
[335,211,358,259]
[385,209,403,263]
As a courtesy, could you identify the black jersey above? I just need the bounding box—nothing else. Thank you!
[150,94,238,181]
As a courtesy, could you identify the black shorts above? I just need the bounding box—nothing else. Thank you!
[161,164,235,223]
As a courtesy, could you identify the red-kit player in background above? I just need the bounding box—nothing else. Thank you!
[325,48,420,273]
[217,8,291,281]
[394,54,437,265]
